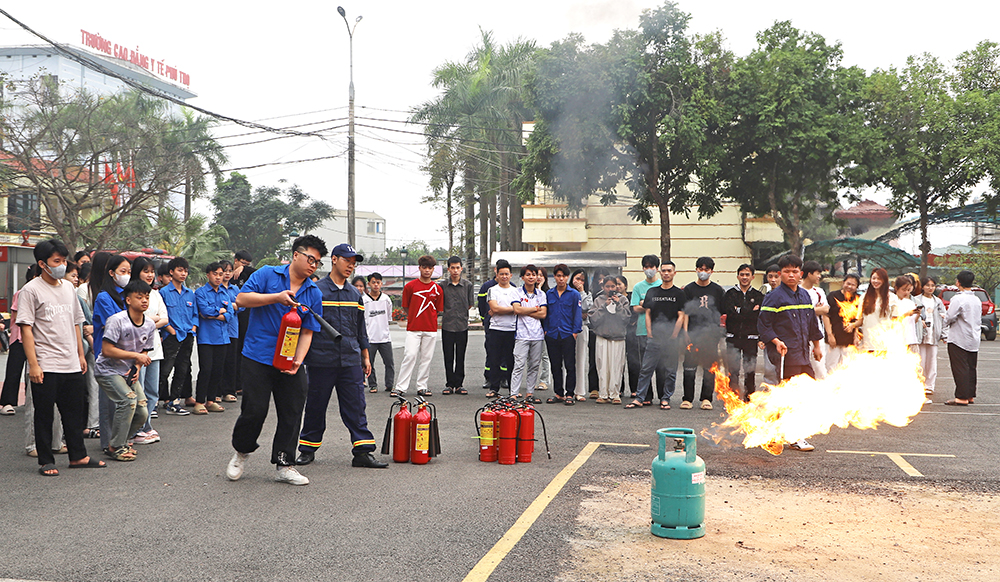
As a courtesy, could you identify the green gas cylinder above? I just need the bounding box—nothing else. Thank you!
[651,427,705,539]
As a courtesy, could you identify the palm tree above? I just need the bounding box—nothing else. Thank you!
[166,109,228,221]
[412,31,536,279]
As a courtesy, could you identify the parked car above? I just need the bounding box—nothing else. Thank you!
[937,285,997,341]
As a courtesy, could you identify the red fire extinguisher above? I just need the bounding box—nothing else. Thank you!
[381,397,411,463]
[411,402,432,465]
[497,409,519,465]
[478,408,497,462]
[516,407,535,463]
[272,306,302,370]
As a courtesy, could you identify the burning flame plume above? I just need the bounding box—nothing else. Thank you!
[704,319,925,455]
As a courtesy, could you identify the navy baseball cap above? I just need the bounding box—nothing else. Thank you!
[332,243,364,262]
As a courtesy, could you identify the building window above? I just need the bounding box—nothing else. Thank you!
[367,221,383,234]
[7,190,41,232]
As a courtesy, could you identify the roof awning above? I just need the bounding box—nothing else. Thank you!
[805,238,920,271]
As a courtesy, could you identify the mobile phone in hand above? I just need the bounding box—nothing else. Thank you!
[126,365,139,385]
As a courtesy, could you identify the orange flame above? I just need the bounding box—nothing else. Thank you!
[836,295,862,324]
[704,319,924,455]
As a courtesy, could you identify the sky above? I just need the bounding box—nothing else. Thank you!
[3,1,1000,253]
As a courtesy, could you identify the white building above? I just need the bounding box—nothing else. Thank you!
[313,210,387,257]
[1,43,196,230]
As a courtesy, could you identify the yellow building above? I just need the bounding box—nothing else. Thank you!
[522,182,784,289]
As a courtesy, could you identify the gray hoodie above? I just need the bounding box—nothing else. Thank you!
[589,290,630,340]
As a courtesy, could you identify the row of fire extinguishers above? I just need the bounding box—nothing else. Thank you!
[475,397,551,464]
[381,396,441,464]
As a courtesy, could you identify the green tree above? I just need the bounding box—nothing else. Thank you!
[211,172,334,262]
[155,209,230,285]
[0,85,209,251]
[166,109,228,221]
[518,2,731,260]
[940,249,1000,295]
[854,51,991,277]
[721,22,866,256]
[419,139,461,253]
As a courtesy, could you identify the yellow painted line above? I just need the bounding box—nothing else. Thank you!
[884,454,923,477]
[462,441,649,582]
[827,450,956,478]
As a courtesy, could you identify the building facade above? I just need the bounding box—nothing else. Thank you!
[313,210,387,257]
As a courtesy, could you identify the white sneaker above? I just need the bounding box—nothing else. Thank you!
[146,429,160,443]
[226,452,249,481]
[924,398,933,405]
[787,439,815,452]
[0,404,15,415]
[132,432,156,445]
[275,465,309,486]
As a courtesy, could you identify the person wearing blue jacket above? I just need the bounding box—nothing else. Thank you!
[220,260,242,402]
[296,243,386,469]
[757,254,823,452]
[543,264,582,404]
[158,257,198,416]
[193,262,232,415]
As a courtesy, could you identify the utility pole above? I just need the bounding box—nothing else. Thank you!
[338,6,362,247]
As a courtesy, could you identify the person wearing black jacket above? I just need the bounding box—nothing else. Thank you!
[477,268,498,390]
[722,264,765,401]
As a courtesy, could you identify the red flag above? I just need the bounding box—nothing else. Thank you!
[116,162,125,182]
[126,166,136,189]
[103,163,113,184]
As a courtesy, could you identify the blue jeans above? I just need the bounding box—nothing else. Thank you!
[138,360,161,432]
[96,374,148,449]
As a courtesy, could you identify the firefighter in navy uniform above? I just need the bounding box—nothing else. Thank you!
[296,243,387,468]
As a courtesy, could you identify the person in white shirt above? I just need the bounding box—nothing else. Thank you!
[945,270,980,406]
[894,275,921,352]
[912,276,947,402]
[858,268,901,351]
[509,265,547,402]
[801,261,829,379]
[363,273,394,394]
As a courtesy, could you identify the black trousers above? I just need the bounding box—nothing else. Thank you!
[588,331,599,393]
[545,335,577,398]
[223,338,239,396]
[31,372,88,467]
[442,330,469,388]
[159,334,193,401]
[231,357,308,466]
[196,342,228,403]
[482,329,492,384]
[0,340,25,406]
[625,330,641,396]
[725,340,758,399]
[947,343,978,400]
[487,330,515,389]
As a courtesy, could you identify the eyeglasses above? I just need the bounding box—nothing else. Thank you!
[296,250,323,269]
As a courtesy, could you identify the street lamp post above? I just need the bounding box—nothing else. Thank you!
[337,6,362,248]
[400,247,408,290]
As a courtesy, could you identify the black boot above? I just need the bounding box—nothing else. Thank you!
[295,450,315,465]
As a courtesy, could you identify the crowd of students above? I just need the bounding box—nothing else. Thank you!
[6,237,982,476]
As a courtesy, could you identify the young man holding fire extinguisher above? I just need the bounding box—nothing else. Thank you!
[295,243,387,469]
[226,235,326,485]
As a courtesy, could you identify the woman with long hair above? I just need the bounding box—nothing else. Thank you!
[130,257,168,444]
[83,251,112,308]
[895,275,921,351]
[586,268,611,398]
[859,268,900,350]
[913,276,947,403]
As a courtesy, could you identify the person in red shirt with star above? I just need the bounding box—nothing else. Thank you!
[394,255,443,397]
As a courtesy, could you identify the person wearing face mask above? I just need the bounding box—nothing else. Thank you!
[19,239,104,475]
[681,257,725,410]
[629,255,664,403]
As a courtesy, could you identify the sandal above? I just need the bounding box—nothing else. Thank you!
[67,457,106,469]
[595,398,609,404]
[106,446,136,462]
[624,400,643,409]
[442,388,453,395]
[525,395,542,404]
[660,400,671,410]
[456,388,468,395]
[564,398,575,406]
[84,427,100,439]
[485,391,498,399]
[576,395,587,402]
[369,387,378,393]
[546,396,564,404]
[223,394,238,402]
[39,463,59,476]
[611,398,622,405]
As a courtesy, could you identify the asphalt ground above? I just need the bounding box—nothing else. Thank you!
[0,327,997,582]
